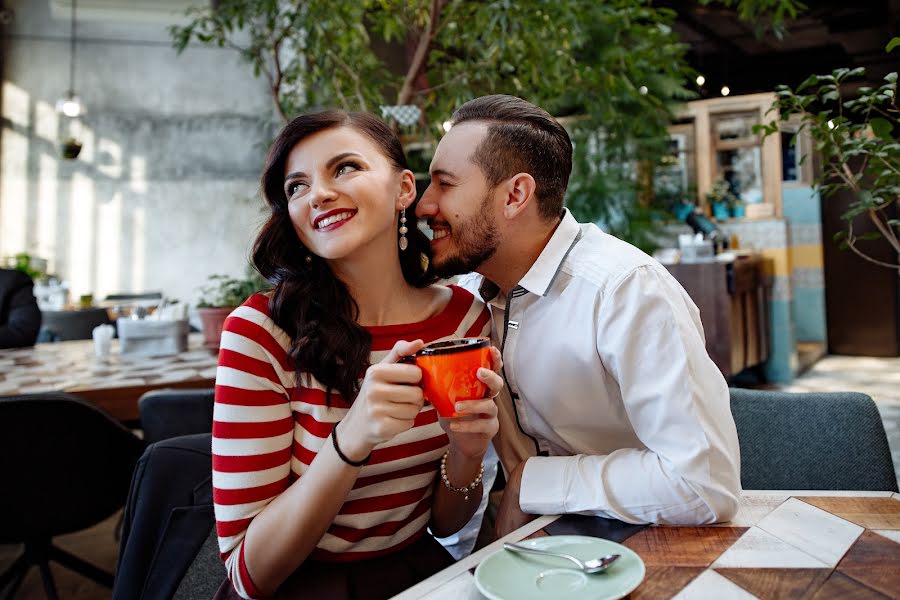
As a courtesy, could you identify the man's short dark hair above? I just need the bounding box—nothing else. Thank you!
[451,95,572,220]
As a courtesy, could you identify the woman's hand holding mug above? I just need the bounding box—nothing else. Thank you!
[337,339,427,462]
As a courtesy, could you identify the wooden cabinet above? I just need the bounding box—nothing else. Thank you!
[665,256,768,377]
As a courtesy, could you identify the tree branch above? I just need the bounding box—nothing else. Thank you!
[867,208,900,254]
[396,0,446,106]
[325,49,367,111]
[846,236,900,270]
[269,36,288,124]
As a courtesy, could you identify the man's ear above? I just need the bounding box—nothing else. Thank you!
[397,169,418,210]
[501,173,537,220]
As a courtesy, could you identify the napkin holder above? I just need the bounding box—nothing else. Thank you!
[116,318,189,356]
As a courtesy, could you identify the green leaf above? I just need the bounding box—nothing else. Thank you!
[886,72,898,84]
[870,117,895,140]
[856,232,883,241]
[887,37,900,53]
[796,74,819,92]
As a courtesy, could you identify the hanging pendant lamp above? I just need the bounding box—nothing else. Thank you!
[55,0,83,118]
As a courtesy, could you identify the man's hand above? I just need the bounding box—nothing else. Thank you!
[494,459,538,538]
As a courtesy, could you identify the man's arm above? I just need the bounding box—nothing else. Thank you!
[516,265,742,526]
[0,273,42,348]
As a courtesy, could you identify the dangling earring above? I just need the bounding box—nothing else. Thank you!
[305,254,312,267]
[398,207,409,251]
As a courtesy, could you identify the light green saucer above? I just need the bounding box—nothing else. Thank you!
[474,535,645,600]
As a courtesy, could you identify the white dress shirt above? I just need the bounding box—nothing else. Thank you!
[458,209,742,525]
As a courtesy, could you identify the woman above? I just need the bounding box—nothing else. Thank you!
[212,111,501,600]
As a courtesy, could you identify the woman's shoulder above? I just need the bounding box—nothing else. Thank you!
[445,283,486,309]
[222,292,289,346]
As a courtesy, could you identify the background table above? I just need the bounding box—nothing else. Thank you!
[396,490,900,600]
[0,333,218,422]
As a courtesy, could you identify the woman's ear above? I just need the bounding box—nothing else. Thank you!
[501,173,537,220]
[397,169,418,210]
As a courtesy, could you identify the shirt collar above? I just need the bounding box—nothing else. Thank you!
[478,208,581,301]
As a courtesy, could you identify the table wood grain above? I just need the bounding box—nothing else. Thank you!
[394,491,900,600]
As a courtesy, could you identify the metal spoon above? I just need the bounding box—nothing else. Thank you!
[503,542,621,574]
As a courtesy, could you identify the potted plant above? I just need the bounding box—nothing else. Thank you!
[706,178,739,221]
[60,137,82,160]
[196,273,268,352]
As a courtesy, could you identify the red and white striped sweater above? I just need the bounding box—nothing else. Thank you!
[212,287,491,598]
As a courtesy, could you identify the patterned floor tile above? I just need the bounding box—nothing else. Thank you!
[811,571,891,600]
[836,530,900,599]
[756,498,863,566]
[716,568,831,600]
[630,567,705,600]
[797,497,900,530]
[623,527,748,567]
[672,569,759,599]
[712,527,828,569]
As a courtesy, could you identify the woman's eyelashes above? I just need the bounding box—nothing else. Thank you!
[285,162,363,199]
[335,161,361,177]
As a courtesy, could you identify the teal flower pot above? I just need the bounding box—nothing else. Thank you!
[712,202,730,221]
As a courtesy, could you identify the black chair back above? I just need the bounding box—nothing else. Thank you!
[0,393,145,597]
[730,388,898,491]
[0,393,145,541]
[39,308,112,342]
[138,388,214,445]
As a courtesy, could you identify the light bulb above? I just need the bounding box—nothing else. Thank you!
[639,85,648,95]
[56,94,83,117]
[720,85,731,97]
[696,75,706,86]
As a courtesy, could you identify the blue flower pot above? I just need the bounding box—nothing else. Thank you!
[712,202,730,221]
[731,204,746,219]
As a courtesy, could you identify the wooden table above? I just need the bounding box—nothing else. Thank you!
[396,490,900,600]
[0,333,218,422]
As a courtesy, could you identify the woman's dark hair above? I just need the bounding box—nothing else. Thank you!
[252,110,436,403]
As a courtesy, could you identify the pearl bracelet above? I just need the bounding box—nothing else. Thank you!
[439,450,484,502]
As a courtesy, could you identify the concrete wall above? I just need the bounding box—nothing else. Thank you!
[0,0,276,304]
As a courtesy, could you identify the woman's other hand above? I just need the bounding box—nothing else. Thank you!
[338,339,426,461]
[440,346,502,460]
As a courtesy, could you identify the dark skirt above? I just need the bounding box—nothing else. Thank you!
[213,533,455,600]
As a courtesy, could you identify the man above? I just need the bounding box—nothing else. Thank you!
[416,95,741,536]
[0,268,41,349]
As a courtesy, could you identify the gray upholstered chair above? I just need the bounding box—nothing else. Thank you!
[729,388,898,492]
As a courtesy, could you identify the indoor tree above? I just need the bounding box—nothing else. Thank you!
[171,0,803,244]
[755,38,899,274]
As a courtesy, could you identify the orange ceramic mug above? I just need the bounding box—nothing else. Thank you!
[402,337,492,418]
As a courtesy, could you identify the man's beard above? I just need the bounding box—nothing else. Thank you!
[432,193,500,279]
